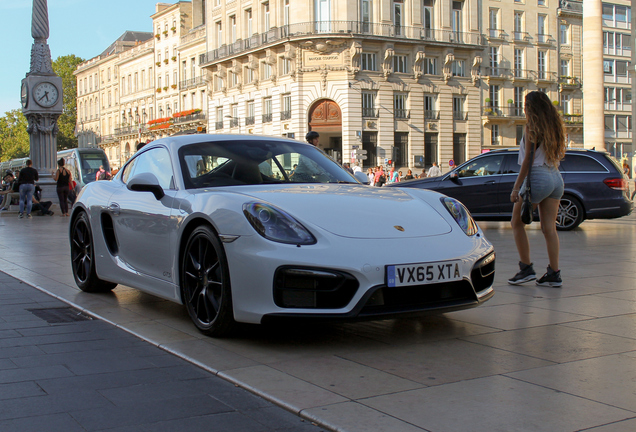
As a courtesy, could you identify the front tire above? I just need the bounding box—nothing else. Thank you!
[70,212,117,292]
[181,226,235,337]
[556,195,584,231]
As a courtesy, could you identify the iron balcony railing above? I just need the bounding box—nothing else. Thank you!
[512,69,534,79]
[173,111,206,124]
[485,67,512,78]
[262,113,273,123]
[558,76,581,88]
[394,109,410,119]
[362,108,379,118]
[536,33,556,44]
[114,125,149,136]
[280,111,292,120]
[536,71,558,81]
[245,116,255,125]
[229,117,239,127]
[179,76,206,89]
[424,110,440,120]
[482,106,525,117]
[453,111,468,120]
[487,29,508,40]
[562,114,584,124]
[512,31,532,42]
[215,121,223,130]
[201,21,485,65]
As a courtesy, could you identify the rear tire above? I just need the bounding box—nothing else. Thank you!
[70,212,117,292]
[556,195,584,231]
[180,225,235,337]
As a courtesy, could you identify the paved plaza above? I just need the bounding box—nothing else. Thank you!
[0,211,635,431]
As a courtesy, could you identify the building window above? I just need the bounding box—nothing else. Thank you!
[394,55,407,73]
[424,58,437,74]
[262,63,272,80]
[246,67,254,83]
[362,91,376,117]
[452,1,463,35]
[489,8,499,37]
[230,71,238,87]
[362,0,373,32]
[263,2,270,31]
[453,96,465,120]
[452,60,465,77]
[514,49,524,77]
[538,0,545,6]
[514,86,524,109]
[246,100,255,125]
[489,85,500,110]
[537,50,547,79]
[491,124,500,145]
[216,21,222,46]
[281,58,292,74]
[393,0,404,35]
[561,94,571,114]
[394,92,408,119]
[361,53,377,71]
[263,97,273,123]
[230,15,237,43]
[560,59,570,77]
[281,94,292,120]
[246,9,253,37]
[560,23,569,45]
[423,0,434,37]
[424,95,437,119]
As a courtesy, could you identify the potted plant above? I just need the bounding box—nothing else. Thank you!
[171,84,177,89]
[552,100,559,106]
[163,30,168,36]
[163,86,168,91]
[164,59,169,64]
[171,26,177,32]
[507,99,514,104]
[156,61,161,67]
[155,34,160,40]
[171,56,177,62]
[156,88,162,93]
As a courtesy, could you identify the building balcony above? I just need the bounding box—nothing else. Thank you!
[484,67,512,81]
[362,108,379,118]
[558,0,583,17]
[179,76,207,90]
[562,114,583,125]
[453,111,468,121]
[481,106,525,119]
[200,21,485,66]
[229,117,239,127]
[215,121,223,130]
[536,71,558,82]
[512,69,535,81]
[512,31,533,43]
[173,111,206,125]
[487,29,508,41]
[394,109,410,119]
[245,116,255,126]
[280,111,292,120]
[558,76,582,90]
[605,130,632,139]
[536,33,556,45]
[262,113,273,123]
[425,110,440,120]
[114,124,149,136]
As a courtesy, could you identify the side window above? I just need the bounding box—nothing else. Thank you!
[129,147,175,189]
[560,155,607,172]
[259,152,298,179]
[121,157,139,184]
[457,155,504,177]
[502,154,520,174]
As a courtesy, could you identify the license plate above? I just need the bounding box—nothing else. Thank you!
[387,260,462,287]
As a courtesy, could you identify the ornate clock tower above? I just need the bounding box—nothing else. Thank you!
[21,0,62,195]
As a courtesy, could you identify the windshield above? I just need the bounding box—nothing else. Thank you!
[78,152,110,185]
[179,139,358,189]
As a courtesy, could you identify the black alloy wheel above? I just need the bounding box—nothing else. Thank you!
[70,212,117,292]
[556,195,584,231]
[181,225,235,337]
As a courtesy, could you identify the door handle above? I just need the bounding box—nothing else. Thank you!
[485,180,496,185]
[108,203,120,215]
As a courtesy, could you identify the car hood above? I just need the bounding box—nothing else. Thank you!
[227,184,452,239]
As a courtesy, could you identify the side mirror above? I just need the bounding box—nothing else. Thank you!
[354,171,369,184]
[127,172,165,200]
[449,172,460,183]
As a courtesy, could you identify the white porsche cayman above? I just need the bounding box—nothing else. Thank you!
[70,134,495,336]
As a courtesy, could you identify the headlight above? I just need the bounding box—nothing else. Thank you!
[441,197,479,236]
[243,202,317,245]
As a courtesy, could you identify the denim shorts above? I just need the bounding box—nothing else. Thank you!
[520,164,564,204]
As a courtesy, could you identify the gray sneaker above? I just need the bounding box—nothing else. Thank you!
[18,213,23,219]
[26,214,32,219]
[536,266,562,288]
[508,261,536,285]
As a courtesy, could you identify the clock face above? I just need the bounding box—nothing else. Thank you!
[21,83,28,108]
[33,82,59,108]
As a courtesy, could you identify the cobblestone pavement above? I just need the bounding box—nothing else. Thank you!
[1,212,635,432]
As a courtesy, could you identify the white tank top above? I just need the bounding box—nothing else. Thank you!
[518,135,548,167]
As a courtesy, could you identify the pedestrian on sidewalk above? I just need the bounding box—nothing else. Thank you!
[508,91,566,288]
[53,158,72,217]
[18,160,38,219]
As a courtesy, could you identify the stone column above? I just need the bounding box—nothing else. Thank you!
[582,0,605,150]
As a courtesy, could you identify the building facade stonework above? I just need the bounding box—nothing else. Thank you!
[75,0,632,171]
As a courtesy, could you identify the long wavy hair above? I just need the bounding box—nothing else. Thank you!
[524,91,566,167]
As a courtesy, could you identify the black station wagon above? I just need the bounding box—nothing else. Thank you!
[391,149,633,230]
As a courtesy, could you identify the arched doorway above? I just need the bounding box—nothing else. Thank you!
[308,99,342,163]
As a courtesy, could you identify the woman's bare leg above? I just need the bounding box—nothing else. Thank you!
[538,198,561,270]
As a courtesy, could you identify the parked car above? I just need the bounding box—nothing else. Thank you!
[390,149,633,230]
[70,134,495,336]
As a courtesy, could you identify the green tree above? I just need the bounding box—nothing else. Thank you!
[0,110,29,161]
[52,54,84,150]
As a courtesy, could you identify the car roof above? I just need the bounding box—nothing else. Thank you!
[484,148,610,156]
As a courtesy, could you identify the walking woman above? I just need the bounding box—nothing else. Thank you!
[53,158,72,217]
[508,91,566,287]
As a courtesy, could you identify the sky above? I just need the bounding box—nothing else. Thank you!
[1,0,164,115]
